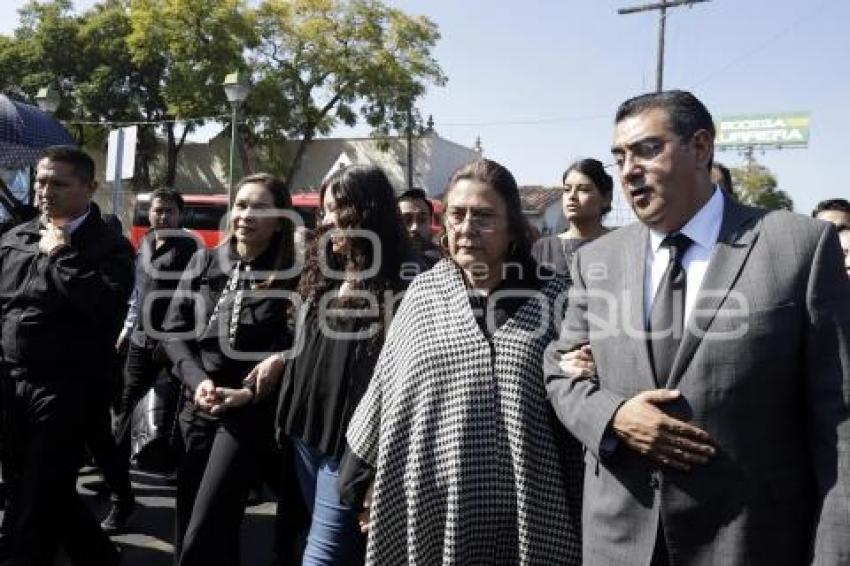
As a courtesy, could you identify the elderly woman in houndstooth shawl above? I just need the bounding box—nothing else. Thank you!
[342,159,583,565]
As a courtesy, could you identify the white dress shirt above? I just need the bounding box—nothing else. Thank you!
[644,187,724,326]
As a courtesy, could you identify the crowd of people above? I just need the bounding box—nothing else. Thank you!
[0,89,848,566]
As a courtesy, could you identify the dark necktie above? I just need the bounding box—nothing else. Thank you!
[648,233,693,386]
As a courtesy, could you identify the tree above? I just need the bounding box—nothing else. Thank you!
[128,0,256,186]
[0,1,150,195]
[0,0,81,115]
[74,0,157,184]
[1,0,447,189]
[0,0,225,187]
[249,0,446,182]
[731,158,794,211]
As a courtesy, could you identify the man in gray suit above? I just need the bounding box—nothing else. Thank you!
[545,90,850,565]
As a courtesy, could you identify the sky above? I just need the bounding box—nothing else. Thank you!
[2,0,848,219]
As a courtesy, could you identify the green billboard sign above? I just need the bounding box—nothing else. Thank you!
[716,112,810,149]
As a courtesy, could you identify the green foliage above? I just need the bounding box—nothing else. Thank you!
[249,0,446,180]
[0,0,255,186]
[74,0,139,149]
[0,0,79,105]
[0,0,445,187]
[127,0,256,185]
[0,0,102,145]
[128,0,256,120]
[731,160,794,211]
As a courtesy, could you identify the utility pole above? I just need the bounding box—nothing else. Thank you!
[618,0,710,92]
[742,145,756,173]
[406,103,414,191]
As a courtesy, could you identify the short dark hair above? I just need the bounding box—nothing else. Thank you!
[444,159,533,264]
[712,162,734,196]
[812,198,850,218]
[398,188,434,216]
[615,90,715,169]
[39,145,95,184]
[562,158,614,216]
[149,188,185,212]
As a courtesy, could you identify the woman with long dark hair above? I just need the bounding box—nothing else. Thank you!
[344,159,583,564]
[273,165,413,564]
[532,158,613,279]
[161,173,298,566]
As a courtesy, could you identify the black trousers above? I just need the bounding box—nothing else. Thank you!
[112,341,171,490]
[174,398,279,566]
[0,377,119,566]
[86,364,133,503]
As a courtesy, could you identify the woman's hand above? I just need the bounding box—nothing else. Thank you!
[193,379,220,412]
[357,483,374,534]
[209,387,255,415]
[243,354,286,401]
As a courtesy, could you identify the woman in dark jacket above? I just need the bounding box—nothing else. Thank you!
[269,165,413,565]
[161,174,298,566]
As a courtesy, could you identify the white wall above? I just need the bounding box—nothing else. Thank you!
[422,133,480,197]
[524,202,566,236]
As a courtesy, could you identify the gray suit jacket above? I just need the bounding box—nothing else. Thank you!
[545,198,850,566]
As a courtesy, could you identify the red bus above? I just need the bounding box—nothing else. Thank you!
[131,192,322,250]
[131,191,441,250]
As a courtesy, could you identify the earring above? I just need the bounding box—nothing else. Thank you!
[439,233,449,250]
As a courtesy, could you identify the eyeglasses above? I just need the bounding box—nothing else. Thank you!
[611,134,693,170]
[444,207,502,232]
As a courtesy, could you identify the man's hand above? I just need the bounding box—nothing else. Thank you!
[559,344,596,378]
[193,378,220,412]
[209,387,254,415]
[612,389,715,471]
[243,354,285,401]
[39,222,70,255]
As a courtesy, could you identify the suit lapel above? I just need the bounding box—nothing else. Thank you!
[667,199,763,388]
[623,223,658,388]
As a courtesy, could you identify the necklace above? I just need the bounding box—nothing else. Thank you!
[208,261,259,346]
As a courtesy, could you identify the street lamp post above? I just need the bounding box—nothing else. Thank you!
[222,72,250,211]
[33,86,62,204]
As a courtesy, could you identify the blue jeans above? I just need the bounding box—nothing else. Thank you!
[291,438,365,566]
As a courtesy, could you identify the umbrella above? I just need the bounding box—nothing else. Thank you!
[0,93,77,168]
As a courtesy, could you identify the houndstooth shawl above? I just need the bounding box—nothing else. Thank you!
[347,260,582,565]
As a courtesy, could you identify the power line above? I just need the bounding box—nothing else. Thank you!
[693,0,838,87]
[61,114,231,127]
[62,111,612,131]
[438,113,610,128]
